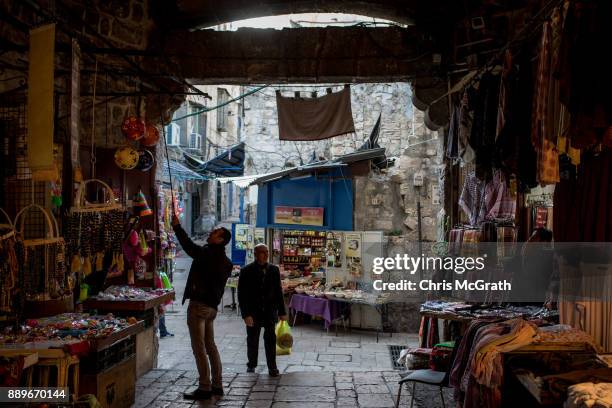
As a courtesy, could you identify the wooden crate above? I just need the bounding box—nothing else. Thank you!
[136,325,158,377]
[80,356,136,408]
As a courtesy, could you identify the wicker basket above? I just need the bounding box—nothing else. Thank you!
[0,208,15,241]
[14,203,62,247]
[71,178,123,213]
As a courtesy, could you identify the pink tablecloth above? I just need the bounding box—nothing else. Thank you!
[289,294,345,329]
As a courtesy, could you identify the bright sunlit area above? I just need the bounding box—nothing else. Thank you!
[211,13,405,31]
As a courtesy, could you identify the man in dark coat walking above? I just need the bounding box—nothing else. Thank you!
[238,244,287,376]
[172,215,233,400]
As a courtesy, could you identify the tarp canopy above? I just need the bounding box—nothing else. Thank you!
[163,160,208,182]
[184,142,245,176]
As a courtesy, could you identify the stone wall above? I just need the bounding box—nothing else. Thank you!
[242,84,445,332]
[242,83,415,174]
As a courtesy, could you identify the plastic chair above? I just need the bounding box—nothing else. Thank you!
[36,354,79,400]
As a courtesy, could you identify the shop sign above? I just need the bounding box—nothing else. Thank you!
[274,206,324,226]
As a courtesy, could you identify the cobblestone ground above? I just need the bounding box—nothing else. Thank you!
[135,255,453,407]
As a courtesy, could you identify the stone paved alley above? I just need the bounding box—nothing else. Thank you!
[134,255,453,407]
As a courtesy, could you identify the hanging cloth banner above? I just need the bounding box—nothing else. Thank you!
[70,39,81,170]
[276,86,355,141]
[27,23,58,182]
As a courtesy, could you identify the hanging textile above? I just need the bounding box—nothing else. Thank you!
[558,0,612,149]
[554,150,612,242]
[479,170,516,222]
[469,72,500,177]
[459,171,486,226]
[459,319,537,408]
[27,24,58,182]
[276,87,355,141]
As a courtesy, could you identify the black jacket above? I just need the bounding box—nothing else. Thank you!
[238,262,286,325]
[173,225,233,308]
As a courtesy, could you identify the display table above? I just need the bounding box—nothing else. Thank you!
[83,290,175,313]
[289,294,347,330]
[0,317,144,406]
[83,289,175,377]
[332,295,397,342]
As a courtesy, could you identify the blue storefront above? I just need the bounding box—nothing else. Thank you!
[255,165,354,232]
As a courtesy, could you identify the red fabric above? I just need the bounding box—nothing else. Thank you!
[0,356,24,386]
[64,340,90,357]
[535,207,549,229]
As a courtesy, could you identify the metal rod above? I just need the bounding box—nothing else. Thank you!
[56,91,212,97]
[159,96,176,215]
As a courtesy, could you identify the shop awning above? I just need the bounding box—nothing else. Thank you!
[184,142,245,177]
[249,147,386,186]
[162,160,208,182]
[217,173,276,188]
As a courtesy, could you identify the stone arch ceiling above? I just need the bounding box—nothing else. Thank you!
[149,0,477,129]
[148,0,536,130]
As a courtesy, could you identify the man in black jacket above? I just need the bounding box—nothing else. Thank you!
[172,216,233,400]
[238,244,287,376]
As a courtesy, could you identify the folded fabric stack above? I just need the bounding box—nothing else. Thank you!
[535,324,602,352]
[565,382,612,408]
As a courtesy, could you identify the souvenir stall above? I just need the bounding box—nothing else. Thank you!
[74,119,175,380]
[0,81,175,405]
[253,162,398,337]
[404,1,612,406]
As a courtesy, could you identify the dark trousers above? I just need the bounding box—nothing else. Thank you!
[246,324,277,370]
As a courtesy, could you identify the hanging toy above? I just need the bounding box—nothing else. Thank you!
[70,254,82,273]
[82,256,92,276]
[95,252,104,272]
[51,181,63,208]
[117,253,124,273]
[133,189,153,217]
[139,231,150,255]
[121,116,145,141]
[107,253,121,278]
[123,229,150,283]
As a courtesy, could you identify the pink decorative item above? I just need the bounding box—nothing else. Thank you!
[128,230,139,246]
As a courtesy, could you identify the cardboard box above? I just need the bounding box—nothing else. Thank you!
[136,325,158,377]
[80,356,136,408]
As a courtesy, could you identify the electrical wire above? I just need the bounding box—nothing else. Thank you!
[171,85,268,122]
